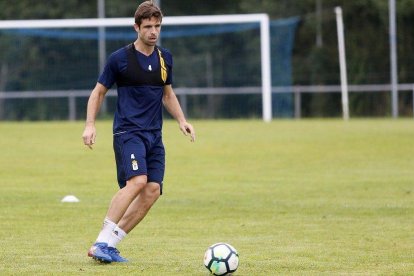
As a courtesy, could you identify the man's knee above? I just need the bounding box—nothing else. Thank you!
[143,182,161,202]
[125,175,147,195]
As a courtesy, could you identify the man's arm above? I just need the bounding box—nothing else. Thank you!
[163,84,195,142]
[82,83,109,149]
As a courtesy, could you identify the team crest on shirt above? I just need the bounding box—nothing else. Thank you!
[131,153,138,171]
[132,160,138,171]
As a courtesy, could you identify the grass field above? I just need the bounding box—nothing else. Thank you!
[0,119,413,275]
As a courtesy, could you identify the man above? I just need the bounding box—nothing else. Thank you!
[82,0,195,263]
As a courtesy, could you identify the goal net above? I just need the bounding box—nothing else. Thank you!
[0,15,299,121]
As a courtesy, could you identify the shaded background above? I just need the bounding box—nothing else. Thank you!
[1,0,413,119]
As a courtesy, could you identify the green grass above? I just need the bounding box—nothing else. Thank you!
[0,119,413,275]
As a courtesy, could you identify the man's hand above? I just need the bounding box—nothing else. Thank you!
[82,124,97,149]
[179,121,195,142]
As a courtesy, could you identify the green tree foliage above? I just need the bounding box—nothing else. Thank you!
[1,0,414,118]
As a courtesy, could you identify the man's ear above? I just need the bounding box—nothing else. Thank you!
[134,23,140,32]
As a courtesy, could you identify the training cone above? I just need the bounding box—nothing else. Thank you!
[61,195,80,203]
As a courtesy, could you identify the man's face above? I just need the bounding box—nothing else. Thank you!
[135,17,161,46]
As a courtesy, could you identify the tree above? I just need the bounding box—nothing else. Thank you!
[1,0,414,118]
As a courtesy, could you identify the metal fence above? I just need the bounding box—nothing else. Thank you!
[0,84,413,120]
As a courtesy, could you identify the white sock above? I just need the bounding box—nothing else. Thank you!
[96,217,117,244]
[107,226,127,248]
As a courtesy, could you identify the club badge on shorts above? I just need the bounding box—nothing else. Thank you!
[131,153,138,171]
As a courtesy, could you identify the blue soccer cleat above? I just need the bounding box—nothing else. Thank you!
[107,247,128,262]
[88,242,112,263]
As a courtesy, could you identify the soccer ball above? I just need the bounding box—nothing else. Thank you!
[204,243,239,275]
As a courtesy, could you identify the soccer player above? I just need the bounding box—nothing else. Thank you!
[82,0,195,263]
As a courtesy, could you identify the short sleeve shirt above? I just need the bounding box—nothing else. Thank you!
[98,44,173,134]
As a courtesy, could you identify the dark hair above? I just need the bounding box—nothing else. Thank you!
[134,1,163,26]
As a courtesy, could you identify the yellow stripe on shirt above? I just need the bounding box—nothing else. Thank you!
[157,48,167,83]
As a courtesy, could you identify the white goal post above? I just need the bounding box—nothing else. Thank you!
[334,7,349,120]
[0,14,272,122]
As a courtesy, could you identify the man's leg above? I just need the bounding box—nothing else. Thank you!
[88,175,147,262]
[118,182,161,233]
[102,182,160,262]
[106,175,147,223]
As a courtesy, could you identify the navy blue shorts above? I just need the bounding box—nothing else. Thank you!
[113,130,165,193]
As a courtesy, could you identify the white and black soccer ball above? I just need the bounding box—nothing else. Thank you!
[204,242,239,275]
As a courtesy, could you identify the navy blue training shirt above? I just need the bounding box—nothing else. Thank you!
[98,44,173,134]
